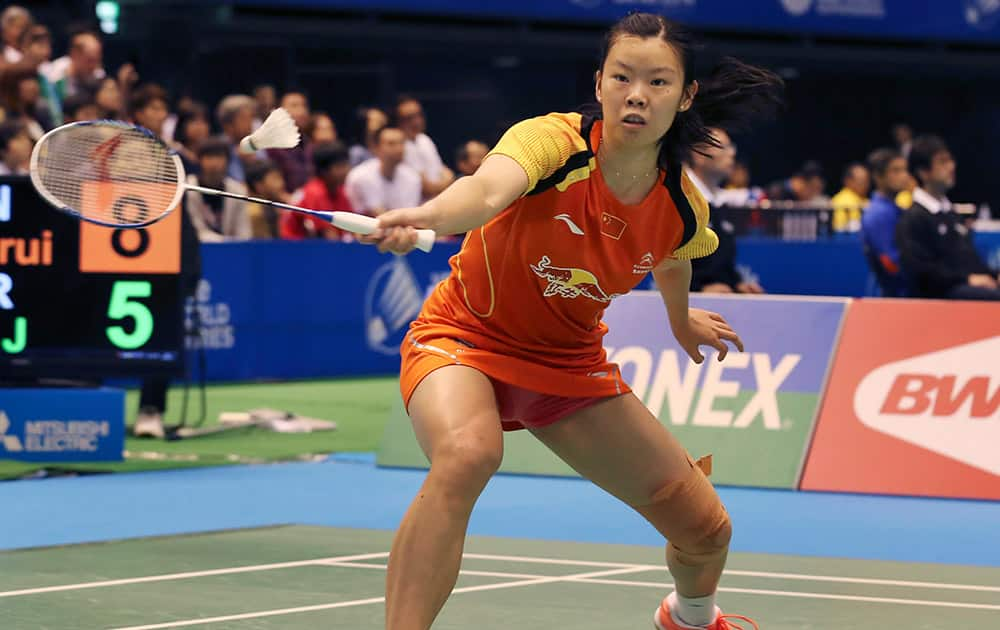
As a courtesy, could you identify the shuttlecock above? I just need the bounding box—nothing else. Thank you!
[239,107,300,153]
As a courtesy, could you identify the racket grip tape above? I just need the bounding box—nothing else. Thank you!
[329,211,436,253]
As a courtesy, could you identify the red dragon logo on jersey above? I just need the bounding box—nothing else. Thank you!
[530,256,622,303]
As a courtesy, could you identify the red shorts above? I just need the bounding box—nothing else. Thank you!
[400,335,612,432]
[491,378,609,432]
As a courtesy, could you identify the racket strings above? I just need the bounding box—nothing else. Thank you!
[34,123,181,226]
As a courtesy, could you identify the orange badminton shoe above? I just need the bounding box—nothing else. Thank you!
[653,597,758,630]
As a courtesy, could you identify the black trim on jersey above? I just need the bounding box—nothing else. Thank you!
[527,113,599,197]
[527,150,594,197]
[662,162,698,248]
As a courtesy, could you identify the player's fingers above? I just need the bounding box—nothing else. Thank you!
[713,338,729,362]
[719,329,745,353]
[379,227,416,255]
[377,207,420,230]
[708,311,728,324]
[388,227,418,255]
[683,341,704,364]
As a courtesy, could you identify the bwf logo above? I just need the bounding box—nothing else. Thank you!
[854,337,1000,475]
[0,411,24,452]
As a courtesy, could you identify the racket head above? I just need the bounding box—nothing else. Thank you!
[29,120,186,228]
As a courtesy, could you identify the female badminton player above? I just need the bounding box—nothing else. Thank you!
[364,13,783,630]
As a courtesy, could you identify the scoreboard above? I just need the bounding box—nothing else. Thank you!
[0,176,183,379]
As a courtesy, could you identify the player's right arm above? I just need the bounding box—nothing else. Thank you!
[369,154,528,253]
[369,113,583,254]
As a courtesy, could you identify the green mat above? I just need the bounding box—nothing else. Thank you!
[0,377,397,480]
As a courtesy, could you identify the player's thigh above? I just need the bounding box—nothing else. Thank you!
[407,365,504,476]
[528,393,692,506]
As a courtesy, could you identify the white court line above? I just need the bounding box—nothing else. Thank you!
[0,552,390,598]
[7,550,1000,599]
[464,553,1000,593]
[324,560,544,580]
[106,566,649,630]
[574,577,1000,612]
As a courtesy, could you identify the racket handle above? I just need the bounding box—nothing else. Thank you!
[330,211,436,253]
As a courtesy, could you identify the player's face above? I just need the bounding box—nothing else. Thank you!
[596,35,696,147]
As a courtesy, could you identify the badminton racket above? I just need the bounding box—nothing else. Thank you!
[28,119,437,252]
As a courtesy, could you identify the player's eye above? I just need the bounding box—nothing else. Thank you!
[613,74,628,83]
[651,78,668,87]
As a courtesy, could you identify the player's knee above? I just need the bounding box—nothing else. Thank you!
[634,461,731,564]
[430,432,503,491]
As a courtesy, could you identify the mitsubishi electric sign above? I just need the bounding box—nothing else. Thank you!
[0,389,124,462]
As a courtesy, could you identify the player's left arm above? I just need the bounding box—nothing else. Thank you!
[652,258,744,364]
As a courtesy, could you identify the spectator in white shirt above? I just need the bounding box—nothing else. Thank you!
[215,93,257,183]
[40,30,106,106]
[345,125,421,216]
[395,95,454,200]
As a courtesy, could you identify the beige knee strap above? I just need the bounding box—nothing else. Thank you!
[634,454,731,566]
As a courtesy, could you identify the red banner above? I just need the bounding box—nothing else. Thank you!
[801,299,1000,500]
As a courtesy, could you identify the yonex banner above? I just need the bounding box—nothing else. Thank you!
[602,293,847,488]
[0,388,125,462]
[800,299,1000,501]
[379,293,848,489]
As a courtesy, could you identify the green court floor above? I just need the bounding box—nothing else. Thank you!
[3,525,999,629]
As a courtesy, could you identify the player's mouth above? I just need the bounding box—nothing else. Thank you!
[622,113,646,128]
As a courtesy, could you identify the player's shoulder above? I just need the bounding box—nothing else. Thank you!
[512,111,586,141]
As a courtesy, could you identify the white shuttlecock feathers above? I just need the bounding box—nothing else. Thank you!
[239,107,301,153]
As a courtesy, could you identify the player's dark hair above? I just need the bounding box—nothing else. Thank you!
[867,147,902,179]
[908,135,949,185]
[591,13,784,168]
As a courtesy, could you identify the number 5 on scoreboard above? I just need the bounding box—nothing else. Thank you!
[106,281,154,350]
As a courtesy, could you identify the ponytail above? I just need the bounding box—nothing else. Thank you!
[661,56,784,167]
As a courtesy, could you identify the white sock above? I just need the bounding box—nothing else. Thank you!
[668,590,717,627]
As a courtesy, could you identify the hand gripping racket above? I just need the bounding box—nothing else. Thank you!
[28,120,437,252]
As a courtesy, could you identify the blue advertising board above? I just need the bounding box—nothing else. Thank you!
[190,240,459,381]
[0,388,125,462]
[231,0,1000,43]
[191,233,999,382]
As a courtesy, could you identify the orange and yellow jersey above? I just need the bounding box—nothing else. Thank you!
[400,112,717,402]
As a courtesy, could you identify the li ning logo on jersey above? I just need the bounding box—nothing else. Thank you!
[633,252,655,275]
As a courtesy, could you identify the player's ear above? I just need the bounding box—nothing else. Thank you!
[595,70,603,103]
[678,80,698,112]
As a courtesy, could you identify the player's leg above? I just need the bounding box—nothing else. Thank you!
[385,365,504,630]
[529,393,735,628]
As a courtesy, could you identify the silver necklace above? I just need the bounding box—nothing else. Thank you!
[597,137,658,182]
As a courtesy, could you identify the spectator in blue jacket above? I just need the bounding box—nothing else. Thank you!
[861,147,909,296]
